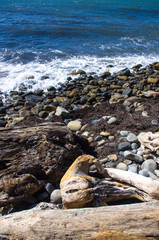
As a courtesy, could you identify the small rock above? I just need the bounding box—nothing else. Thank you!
[67,120,82,131]
[97,139,106,146]
[50,189,62,204]
[131,143,138,150]
[108,135,115,141]
[128,164,137,173]
[0,120,6,127]
[141,159,157,172]
[107,117,117,125]
[118,142,131,151]
[120,131,129,137]
[124,152,143,163]
[55,106,69,118]
[127,133,138,143]
[116,162,128,171]
[94,135,103,141]
[91,120,99,125]
[139,169,149,177]
[45,183,55,194]
[151,120,158,125]
[124,159,132,165]
[108,154,118,161]
[100,131,110,137]
[82,131,89,137]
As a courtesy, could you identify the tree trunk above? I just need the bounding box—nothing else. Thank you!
[0,201,159,240]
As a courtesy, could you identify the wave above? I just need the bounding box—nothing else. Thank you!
[0,53,159,94]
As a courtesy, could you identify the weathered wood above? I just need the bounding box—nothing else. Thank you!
[0,123,92,208]
[60,155,159,209]
[0,201,159,240]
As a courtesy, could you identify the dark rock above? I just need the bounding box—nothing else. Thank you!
[122,88,132,96]
[118,142,131,151]
[0,120,6,127]
[25,95,43,103]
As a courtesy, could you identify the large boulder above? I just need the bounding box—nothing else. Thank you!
[0,122,93,208]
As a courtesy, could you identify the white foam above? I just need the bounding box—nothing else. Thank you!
[0,54,159,94]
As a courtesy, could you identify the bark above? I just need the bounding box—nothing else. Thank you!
[0,201,159,240]
[0,123,93,207]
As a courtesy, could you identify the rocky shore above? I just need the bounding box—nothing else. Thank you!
[0,62,159,214]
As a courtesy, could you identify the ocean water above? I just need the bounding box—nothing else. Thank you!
[0,0,159,93]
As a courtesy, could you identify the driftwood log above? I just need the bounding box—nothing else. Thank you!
[0,201,159,239]
[60,155,159,209]
[0,123,93,208]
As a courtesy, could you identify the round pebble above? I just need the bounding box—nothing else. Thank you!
[45,183,54,194]
[116,162,128,171]
[128,164,137,173]
[67,120,82,131]
[50,189,62,204]
[107,117,117,125]
[118,142,131,151]
[141,159,157,172]
[120,131,129,136]
[151,120,158,125]
[127,133,138,143]
[131,143,138,150]
[139,169,149,177]
[92,120,99,124]
[94,135,103,141]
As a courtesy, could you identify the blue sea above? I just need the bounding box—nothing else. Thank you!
[0,0,159,93]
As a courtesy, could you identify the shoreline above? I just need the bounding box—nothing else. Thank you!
[0,61,159,214]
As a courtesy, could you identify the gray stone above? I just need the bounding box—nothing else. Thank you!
[0,120,6,127]
[118,142,131,151]
[108,135,115,141]
[127,133,138,143]
[50,189,62,204]
[124,159,132,165]
[151,120,158,125]
[124,152,143,163]
[94,135,103,141]
[139,169,149,177]
[55,106,69,118]
[116,162,128,171]
[131,143,138,150]
[105,162,115,168]
[120,131,129,137]
[118,137,127,142]
[107,117,117,125]
[45,183,55,194]
[141,159,157,172]
[128,164,137,173]
[122,88,132,96]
